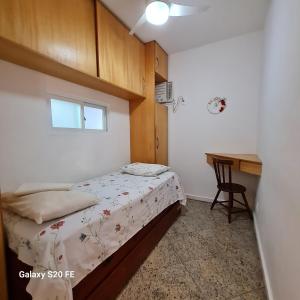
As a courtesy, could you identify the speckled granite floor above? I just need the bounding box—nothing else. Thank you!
[117,199,266,300]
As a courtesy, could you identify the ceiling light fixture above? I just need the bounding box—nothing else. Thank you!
[130,0,210,35]
[145,1,170,26]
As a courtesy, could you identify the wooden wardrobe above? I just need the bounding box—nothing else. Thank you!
[130,41,169,165]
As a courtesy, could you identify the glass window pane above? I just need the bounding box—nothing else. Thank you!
[51,99,82,129]
[84,105,106,130]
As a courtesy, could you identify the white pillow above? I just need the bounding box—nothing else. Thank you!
[2,191,99,224]
[121,163,170,177]
[14,183,73,197]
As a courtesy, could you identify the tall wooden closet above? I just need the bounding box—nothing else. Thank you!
[130,41,169,165]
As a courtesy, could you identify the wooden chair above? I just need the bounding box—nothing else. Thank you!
[211,158,253,223]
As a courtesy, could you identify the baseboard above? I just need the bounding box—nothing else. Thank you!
[186,193,226,203]
[253,213,274,300]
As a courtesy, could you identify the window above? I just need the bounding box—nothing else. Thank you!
[51,99,82,129]
[50,98,107,131]
[84,104,106,130]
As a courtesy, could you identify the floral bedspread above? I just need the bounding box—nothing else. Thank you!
[3,171,186,300]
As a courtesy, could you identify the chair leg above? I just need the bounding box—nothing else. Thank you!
[211,189,221,210]
[228,192,233,223]
[241,192,253,220]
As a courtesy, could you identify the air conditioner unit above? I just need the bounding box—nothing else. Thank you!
[155,82,173,103]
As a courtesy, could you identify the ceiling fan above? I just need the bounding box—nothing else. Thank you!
[129,0,210,35]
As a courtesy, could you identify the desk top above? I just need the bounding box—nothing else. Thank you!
[205,153,262,165]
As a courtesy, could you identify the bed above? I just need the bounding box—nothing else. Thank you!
[3,170,186,300]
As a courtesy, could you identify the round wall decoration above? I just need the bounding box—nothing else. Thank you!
[207,97,227,114]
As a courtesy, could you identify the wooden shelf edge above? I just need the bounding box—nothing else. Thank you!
[0,36,145,102]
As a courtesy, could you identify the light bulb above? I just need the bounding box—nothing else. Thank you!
[146,1,170,26]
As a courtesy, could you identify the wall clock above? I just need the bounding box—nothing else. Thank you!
[207,97,227,114]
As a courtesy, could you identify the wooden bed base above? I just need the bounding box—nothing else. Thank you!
[6,201,181,300]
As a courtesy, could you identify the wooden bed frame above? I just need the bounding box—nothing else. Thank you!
[6,201,181,300]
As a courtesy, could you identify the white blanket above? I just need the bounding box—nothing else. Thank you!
[3,171,186,300]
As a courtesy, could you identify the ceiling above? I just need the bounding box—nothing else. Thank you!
[101,0,270,54]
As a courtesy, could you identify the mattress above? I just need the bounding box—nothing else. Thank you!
[3,170,186,300]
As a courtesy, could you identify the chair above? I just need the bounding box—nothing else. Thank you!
[210,158,253,223]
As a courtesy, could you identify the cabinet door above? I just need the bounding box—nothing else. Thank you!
[126,35,146,95]
[155,103,168,165]
[97,2,145,95]
[130,42,156,164]
[96,2,128,89]
[155,42,168,82]
[0,0,97,76]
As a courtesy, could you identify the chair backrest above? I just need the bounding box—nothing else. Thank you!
[213,158,233,186]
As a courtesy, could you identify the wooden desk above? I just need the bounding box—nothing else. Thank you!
[205,153,262,176]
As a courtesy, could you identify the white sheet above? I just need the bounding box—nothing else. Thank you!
[3,170,186,300]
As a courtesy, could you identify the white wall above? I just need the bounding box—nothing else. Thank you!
[255,1,300,299]
[169,31,263,204]
[0,60,130,192]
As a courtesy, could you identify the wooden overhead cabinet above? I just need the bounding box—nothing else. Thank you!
[126,34,146,96]
[96,2,145,96]
[0,0,98,76]
[96,2,127,89]
[155,42,168,83]
[0,0,145,100]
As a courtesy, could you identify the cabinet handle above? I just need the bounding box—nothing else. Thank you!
[155,57,159,71]
[156,136,159,150]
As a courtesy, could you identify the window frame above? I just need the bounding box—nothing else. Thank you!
[83,102,108,131]
[49,95,108,132]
